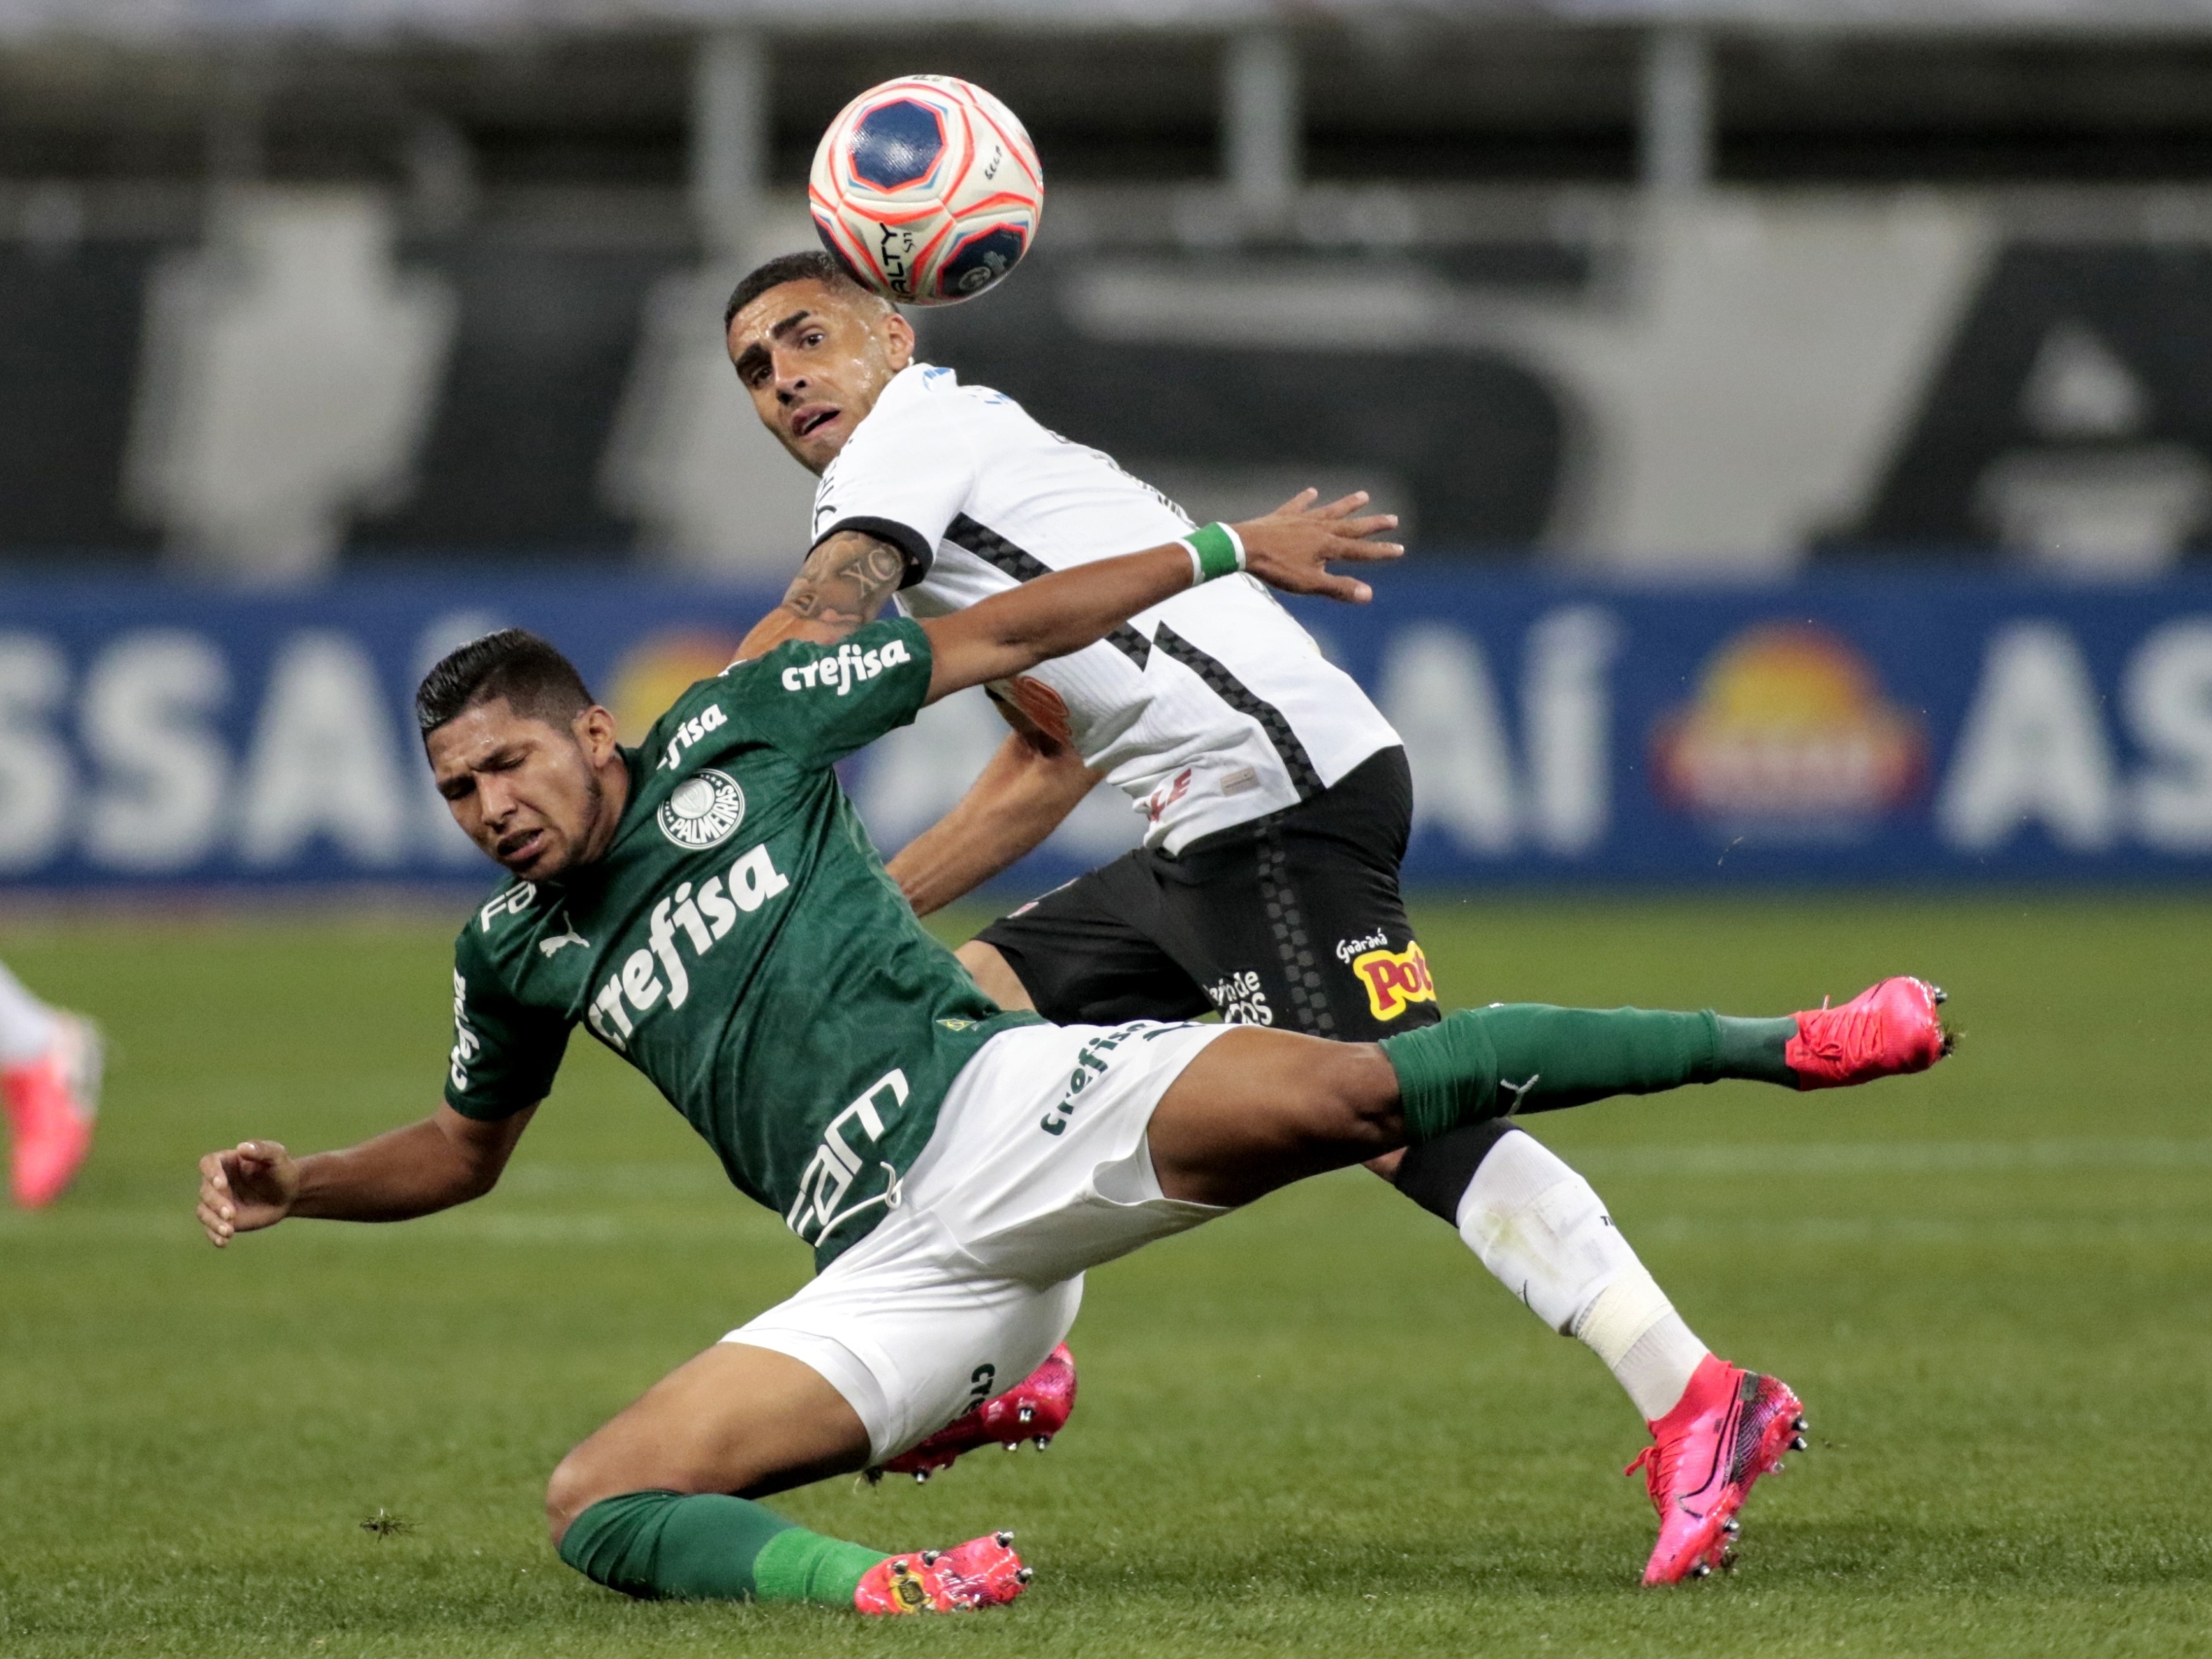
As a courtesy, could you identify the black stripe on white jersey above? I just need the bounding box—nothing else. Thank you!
[944,515,1152,668]
[943,513,1322,804]
[1153,625,1323,801]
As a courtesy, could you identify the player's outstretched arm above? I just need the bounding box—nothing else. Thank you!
[887,709,1103,916]
[729,529,909,664]
[920,489,1400,704]
[195,1103,537,1247]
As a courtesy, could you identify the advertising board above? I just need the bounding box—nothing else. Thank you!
[2,573,2207,895]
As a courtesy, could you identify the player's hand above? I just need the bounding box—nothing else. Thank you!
[196,1140,300,1247]
[1231,489,1403,604]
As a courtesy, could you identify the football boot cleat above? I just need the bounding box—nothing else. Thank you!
[1626,1353,1807,1585]
[853,1529,1032,1615]
[1786,976,1951,1090]
[875,1343,1077,1482]
[4,1013,101,1210]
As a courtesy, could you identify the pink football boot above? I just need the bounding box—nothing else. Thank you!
[4,1013,101,1210]
[1626,1354,1807,1585]
[875,1343,1077,1483]
[853,1529,1032,1615]
[1787,976,1951,1090]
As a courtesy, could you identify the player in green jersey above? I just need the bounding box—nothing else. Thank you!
[195,496,1950,1614]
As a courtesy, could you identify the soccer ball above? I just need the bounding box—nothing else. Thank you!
[809,75,1044,307]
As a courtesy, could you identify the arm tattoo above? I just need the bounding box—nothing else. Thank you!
[779,531,906,633]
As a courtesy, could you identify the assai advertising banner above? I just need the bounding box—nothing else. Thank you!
[0,572,2207,893]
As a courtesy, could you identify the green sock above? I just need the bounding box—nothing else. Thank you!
[558,1489,886,1604]
[1381,1005,1798,1143]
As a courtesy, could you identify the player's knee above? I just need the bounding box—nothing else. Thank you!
[1302,1041,1402,1148]
[545,1446,613,1547]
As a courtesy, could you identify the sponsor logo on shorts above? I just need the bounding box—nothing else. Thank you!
[1335,929,1388,963]
[780,636,911,697]
[1038,1021,1180,1137]
[657,768,747,850]
[1205,969,1274,1026]
[1351,942,1435,1022]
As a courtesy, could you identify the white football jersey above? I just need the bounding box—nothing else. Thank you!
[810,362,1401,852]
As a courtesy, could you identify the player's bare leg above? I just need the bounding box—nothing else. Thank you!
[546,1342,1030,1614]
[1149,1029,1401,1204]
[548,1342,871,1524]
[956,940,1034,1013]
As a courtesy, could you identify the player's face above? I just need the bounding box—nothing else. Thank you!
[727,280,916,475]
[427,700,625,882]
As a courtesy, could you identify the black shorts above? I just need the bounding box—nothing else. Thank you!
[976,747,1443,1044]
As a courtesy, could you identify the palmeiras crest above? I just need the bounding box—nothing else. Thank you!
[658,769,746,850]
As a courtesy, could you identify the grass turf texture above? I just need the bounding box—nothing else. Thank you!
[2,896,2208,1657]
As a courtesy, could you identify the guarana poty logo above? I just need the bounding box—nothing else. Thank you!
[1650,624,1928,833]
[658,769,747,850]
[1351,942,1435,1022]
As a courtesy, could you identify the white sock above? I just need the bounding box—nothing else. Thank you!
[1456,1129,1708,1423]
[1573,1265,1708,1422]
[0,960,57,1069]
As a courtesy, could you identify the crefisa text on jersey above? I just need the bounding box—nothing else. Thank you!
[573,843,792,1052]
[657,701,729,771]
[780,636,913,698]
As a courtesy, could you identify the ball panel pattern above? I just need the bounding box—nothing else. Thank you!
[846,99,947,191]
[809,74,1043,306]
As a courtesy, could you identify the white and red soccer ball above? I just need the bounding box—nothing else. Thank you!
[809,75,1044,306]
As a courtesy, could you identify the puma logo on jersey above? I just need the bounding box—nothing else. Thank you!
[583,843,791,1052]
[1351,942,1436,1022]
[539,928,589,958]
[781,637,912,697]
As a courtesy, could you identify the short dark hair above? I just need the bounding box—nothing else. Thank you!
[723,249,885,330]
[415,628,594,738]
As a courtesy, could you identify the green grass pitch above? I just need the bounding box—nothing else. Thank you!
[2,894,2209,1657]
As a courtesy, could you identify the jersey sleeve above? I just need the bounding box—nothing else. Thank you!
[443,928,572,1121]
[742,615,934,770]
[809,376,977,585]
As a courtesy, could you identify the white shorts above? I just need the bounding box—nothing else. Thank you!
[725,1019,1231,1463]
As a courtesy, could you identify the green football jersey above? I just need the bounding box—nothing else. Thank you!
[442,617,1039,1267]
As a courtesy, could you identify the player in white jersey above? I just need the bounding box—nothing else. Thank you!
[722,253,1796,1563]
[729,254,1421,1041]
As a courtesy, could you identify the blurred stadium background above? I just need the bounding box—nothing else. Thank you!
[5,6,2212,1656]
[2,0,2210,891]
